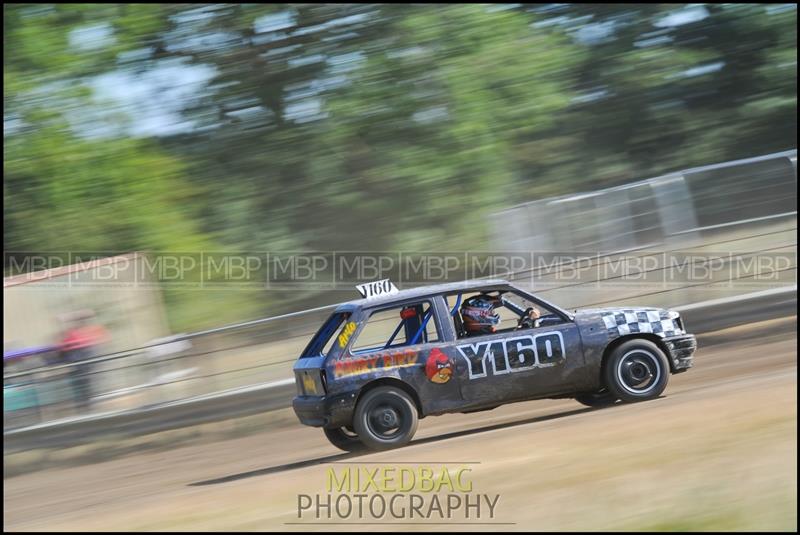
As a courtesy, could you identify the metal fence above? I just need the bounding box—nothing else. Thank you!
[3,305,336,430]
[490,150,797,253]
[3,150,798,432]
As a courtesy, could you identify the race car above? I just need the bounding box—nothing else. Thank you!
[292,279,696,452]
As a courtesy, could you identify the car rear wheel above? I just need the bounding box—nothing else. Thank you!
[353,386,418,451]
[604,339,670,403]
[323,426,366,452]
[575,388,618,407]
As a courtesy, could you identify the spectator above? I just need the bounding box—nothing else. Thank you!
[59,310,110,411]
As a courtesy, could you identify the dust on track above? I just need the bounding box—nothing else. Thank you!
[4,317,797,531]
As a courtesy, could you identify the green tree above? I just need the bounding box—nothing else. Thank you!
[4,3,797,327]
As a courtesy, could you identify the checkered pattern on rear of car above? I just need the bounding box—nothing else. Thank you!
[601,309,683,339]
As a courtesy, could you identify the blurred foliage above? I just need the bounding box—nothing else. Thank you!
[3,3,797,330]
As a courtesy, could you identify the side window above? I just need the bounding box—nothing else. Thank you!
[350,300,439,354]
[326,316,357,355]
[495,304,521,331]
[301,312,352,358]
[502,290,566,328]
[447,289,566,340]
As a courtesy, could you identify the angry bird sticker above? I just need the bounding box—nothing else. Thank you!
[425,348,453,384]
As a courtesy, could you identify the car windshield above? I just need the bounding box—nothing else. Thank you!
[300,311,352,359]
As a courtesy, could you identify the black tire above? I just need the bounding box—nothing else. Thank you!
[575,389,618,407]
[353,386,419,451]
[323,426,366,452]
[604,338,670,403]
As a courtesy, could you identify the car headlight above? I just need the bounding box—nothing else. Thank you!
[667,310,684,332]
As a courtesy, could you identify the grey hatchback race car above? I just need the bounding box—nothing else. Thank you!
[292,279,696,451]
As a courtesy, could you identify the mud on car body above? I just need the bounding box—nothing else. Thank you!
[292,279,697,451]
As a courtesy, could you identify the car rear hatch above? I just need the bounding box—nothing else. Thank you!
[294,356,327,397]
[292,309,354,397]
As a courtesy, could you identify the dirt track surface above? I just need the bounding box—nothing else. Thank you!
[4,317,797,531]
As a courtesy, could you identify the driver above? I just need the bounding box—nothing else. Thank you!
[460,293,541,337]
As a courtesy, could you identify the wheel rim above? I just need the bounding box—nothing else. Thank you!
[366,401,405,440]
[616,349,661,394]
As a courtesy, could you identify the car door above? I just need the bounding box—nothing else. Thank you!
[451,294,586,407]
[503,319,586,397]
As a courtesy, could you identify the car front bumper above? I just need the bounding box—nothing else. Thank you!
[664,334,697,372]
[292,390,358,428]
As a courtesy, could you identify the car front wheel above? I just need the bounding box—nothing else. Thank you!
[604,339,670,403]
[575,388,618,407]
[353,386,418,451]
[323,426,366,452]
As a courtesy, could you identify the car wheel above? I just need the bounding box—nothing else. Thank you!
[604,338,670,403]
[323,426,366,452]
[575,388,618,407]
[353,386,418,451]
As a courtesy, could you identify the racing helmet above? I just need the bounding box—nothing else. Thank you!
[460,294,501,335]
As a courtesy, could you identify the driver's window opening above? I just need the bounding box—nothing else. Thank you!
[350,300,439,354]
[446,289,563,339]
